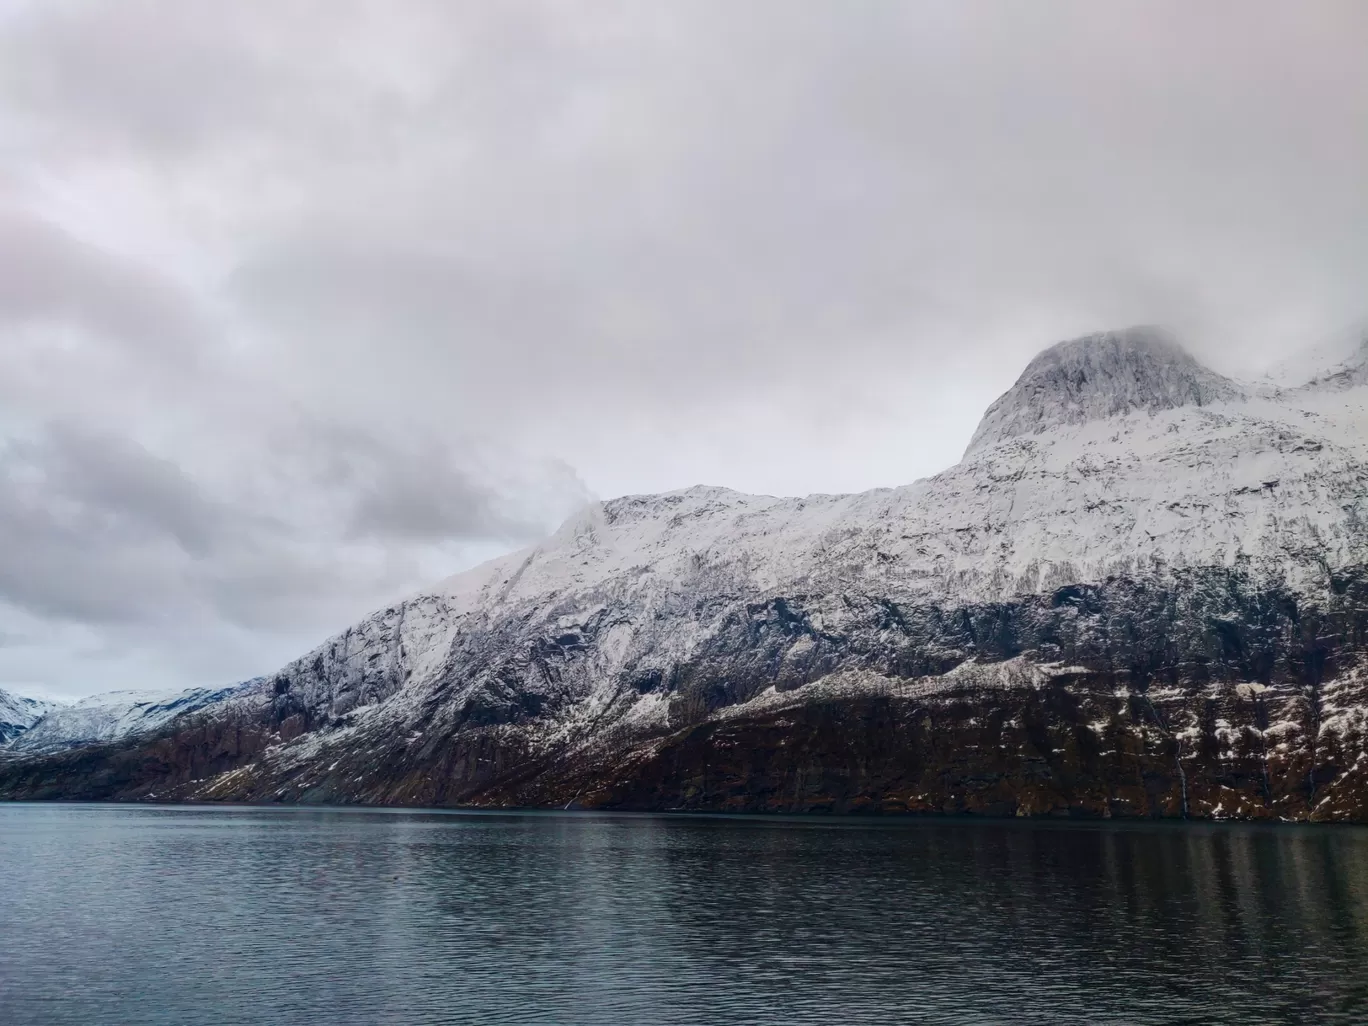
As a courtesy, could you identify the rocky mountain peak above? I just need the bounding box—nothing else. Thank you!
[963,326,1243,457]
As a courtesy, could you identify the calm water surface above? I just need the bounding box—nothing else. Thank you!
[1,804,1366,1025]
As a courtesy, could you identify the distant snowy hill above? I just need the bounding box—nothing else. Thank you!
[0,689,62,746]
[1257,328,1368,391]
[4,327,1368,822]
[2,684,256,756]
[1300,337,1368,393]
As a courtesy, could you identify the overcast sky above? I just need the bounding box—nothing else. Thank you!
[1,1,1365,700]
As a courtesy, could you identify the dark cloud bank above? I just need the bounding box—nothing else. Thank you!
[0,1,1365,696]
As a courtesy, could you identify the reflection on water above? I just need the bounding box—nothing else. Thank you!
[1,804,1366,1025]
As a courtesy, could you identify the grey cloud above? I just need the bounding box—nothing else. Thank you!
[26,424,232,557]
[0,430,197,625]
[0,420,581,638]
[278,416,587,544]
[214,2,1368,422]
[0,1,1365,694]
[0,210,211,363]
[0,0,396,157]
[0,425,278,626]
[342,448,551,545]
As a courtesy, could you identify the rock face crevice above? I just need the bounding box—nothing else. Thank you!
[3,329,1368,821]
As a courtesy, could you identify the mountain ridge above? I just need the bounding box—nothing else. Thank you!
[5,327,1368,822]
[2,684,255,756]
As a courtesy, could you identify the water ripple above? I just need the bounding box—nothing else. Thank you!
[1,805,1366,1025]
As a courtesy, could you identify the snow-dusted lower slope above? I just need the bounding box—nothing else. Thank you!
[3,326,1368,820]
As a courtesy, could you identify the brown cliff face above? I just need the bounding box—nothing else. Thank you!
[524,672,1368,822]
[7,668,1363,823]
[0,713,276,801]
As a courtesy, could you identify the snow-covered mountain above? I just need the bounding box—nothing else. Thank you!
[1258,328,1368,391]
[964,326,1245,455]
[1299,336,1368,393]
[2,684,256,756]
[3,327,1367,821]
[0,688,62,746]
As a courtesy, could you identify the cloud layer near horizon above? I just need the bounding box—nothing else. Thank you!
[1,1,1365,697]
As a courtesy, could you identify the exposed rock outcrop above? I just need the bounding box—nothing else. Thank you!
[964,327,1244,456]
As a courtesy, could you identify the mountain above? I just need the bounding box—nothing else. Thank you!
[1259,328,1368,391]
[1300,336,1368,393]
[964,326,1243,455]
[3,685,256,757]
[3,327,1367,821]
[0,688,61,746]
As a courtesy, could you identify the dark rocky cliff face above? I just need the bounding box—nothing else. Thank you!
[5,564,1366,822]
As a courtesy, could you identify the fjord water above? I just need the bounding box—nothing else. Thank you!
[1,806,1365,1026]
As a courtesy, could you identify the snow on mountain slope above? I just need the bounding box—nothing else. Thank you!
[249,328,1368,757]
[0,688,62,746]
[426,346,1365,626]
[4,683,258,755]
[4,327,1368,820]
[1258,328,1368,391]
[1300,336,1368,393]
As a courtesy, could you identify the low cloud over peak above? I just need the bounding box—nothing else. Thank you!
[1,1,1365,696]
